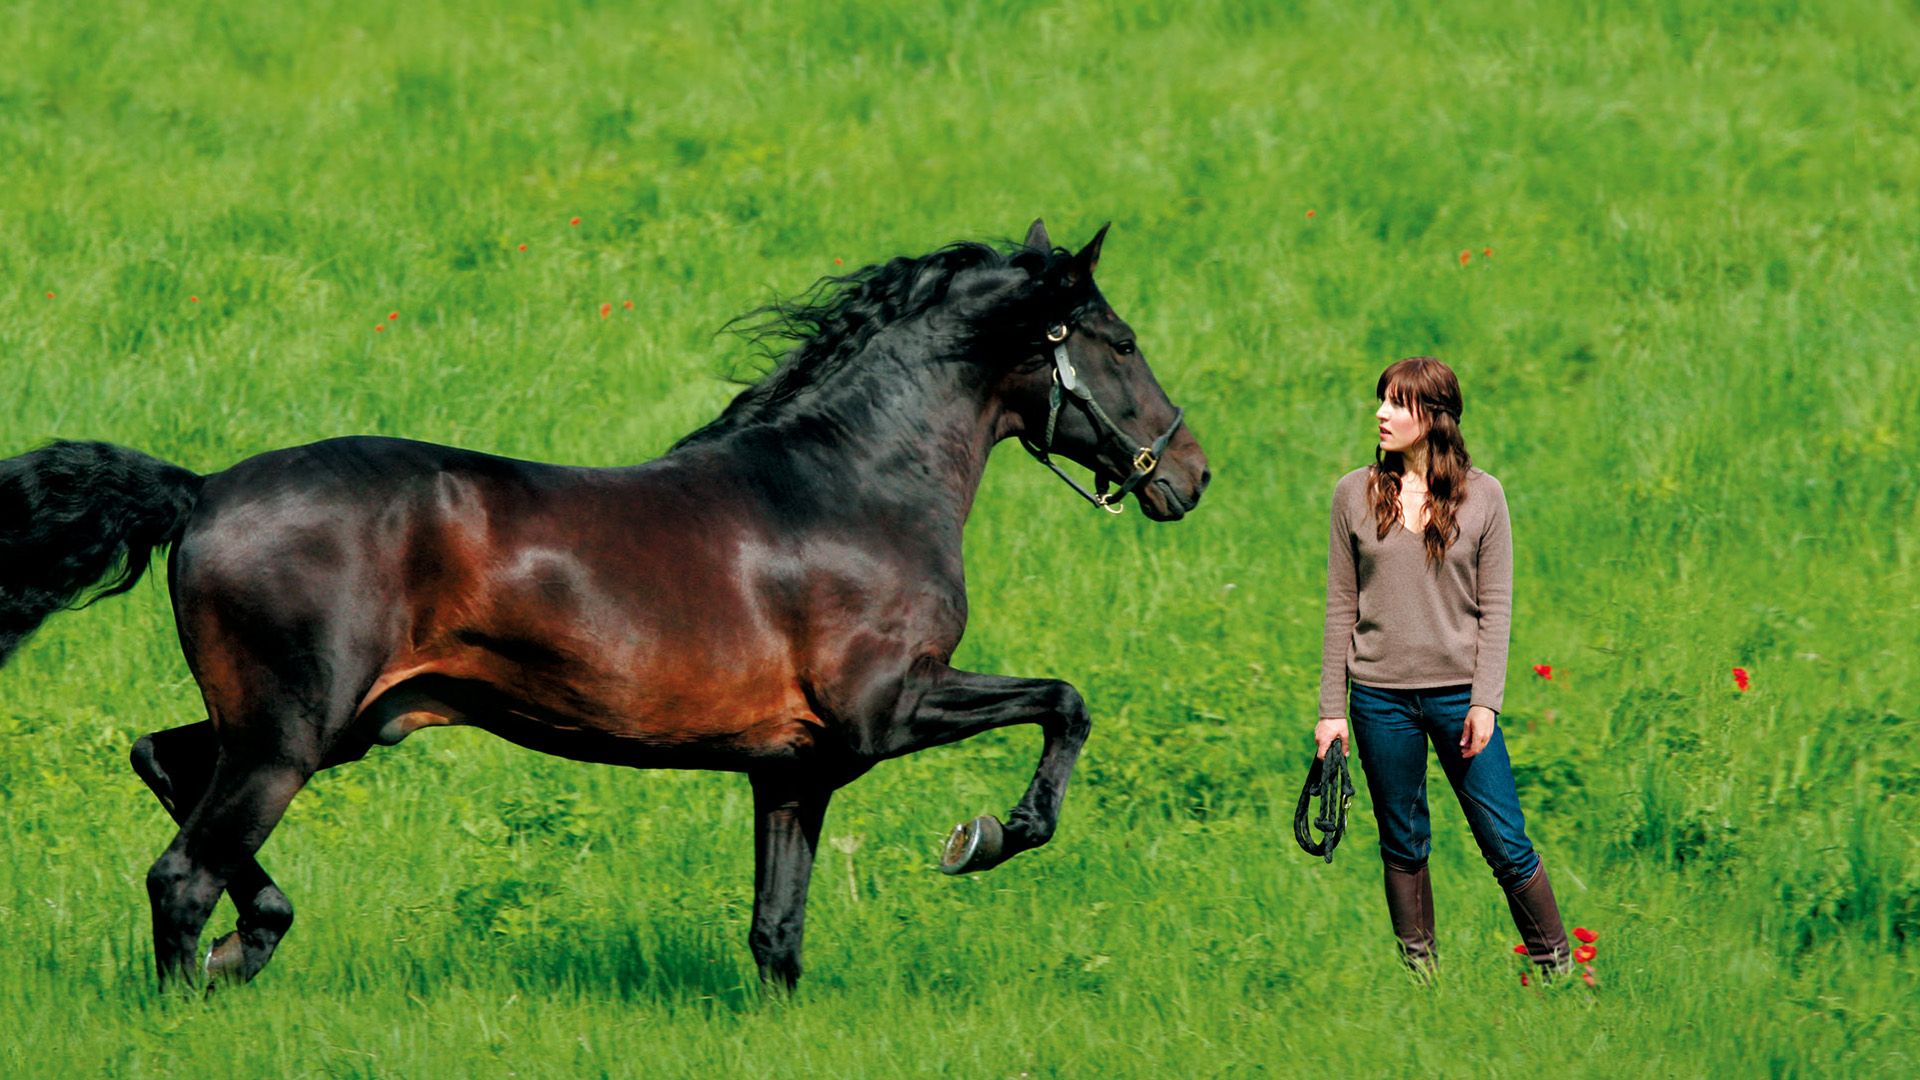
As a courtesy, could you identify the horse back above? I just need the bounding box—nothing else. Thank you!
[170,436,843,769]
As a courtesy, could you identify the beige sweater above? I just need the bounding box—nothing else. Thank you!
[1318,465,1513,717]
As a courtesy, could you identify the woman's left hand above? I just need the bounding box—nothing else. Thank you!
[1459,705,1497,759]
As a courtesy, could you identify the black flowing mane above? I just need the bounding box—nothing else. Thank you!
[673,239,1087,449]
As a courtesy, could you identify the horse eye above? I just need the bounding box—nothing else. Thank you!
[1114,340,1136,357]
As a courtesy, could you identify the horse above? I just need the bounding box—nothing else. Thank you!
[0,219,1209,991]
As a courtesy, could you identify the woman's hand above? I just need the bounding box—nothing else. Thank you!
[1314,717,1349,760]
[1459,705,1497,759]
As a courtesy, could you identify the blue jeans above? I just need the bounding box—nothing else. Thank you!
[1347,682,1541,892]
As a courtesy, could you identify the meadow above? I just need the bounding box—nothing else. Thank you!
[2,0,1915,1074]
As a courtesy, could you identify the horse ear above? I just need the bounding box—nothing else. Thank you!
[1023,218,1051,253]
[1074,222,1110,277]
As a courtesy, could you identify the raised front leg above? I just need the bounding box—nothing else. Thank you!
[873,664,1092,875]
[748,774,831,991]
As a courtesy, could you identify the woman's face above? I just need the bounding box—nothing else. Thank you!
[1375,393,1429,454]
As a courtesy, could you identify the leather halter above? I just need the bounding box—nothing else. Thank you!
[1018,322,1186,515]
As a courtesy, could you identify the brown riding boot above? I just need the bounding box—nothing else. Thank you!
[1382,858,1436,977]
[1505,863,1572,976]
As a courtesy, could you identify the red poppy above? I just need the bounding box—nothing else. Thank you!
[189,296,199,303]
[834,258,843,266]
[570,216,581,226]
[1306,209,1316,218]
[1483,247,1493,257]
[46,291,55,299]
[1573,927,1597,944]
[600,303,612,318]
[389,312,399,321]
[1519,973,1530,987]
[519,243,528,251]
[1580,969,1597,987]
[1533,664,1552,680]
[623,300,633,309]
[374,324,385,332]
[1512,942,1529,955]
[1459,250,1471,266]
[1733,667,1750,691]
[1574,944,1597,964]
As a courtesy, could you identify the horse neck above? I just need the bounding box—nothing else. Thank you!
[760,342,1009,529]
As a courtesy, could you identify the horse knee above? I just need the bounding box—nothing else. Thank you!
[1050,682,1091,738]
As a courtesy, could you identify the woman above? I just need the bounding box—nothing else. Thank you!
[1314,356,1570,979]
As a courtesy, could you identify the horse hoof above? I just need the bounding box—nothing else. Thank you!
[203,931,246,983]
[939,815,1006,875]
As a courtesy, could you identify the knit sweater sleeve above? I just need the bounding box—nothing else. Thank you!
[1318,474,1360,717]
[1470,476,1513,713]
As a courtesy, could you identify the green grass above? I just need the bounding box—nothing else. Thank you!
[3,0,1917,1074]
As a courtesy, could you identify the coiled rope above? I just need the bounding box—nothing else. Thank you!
[1294,740,1355,863]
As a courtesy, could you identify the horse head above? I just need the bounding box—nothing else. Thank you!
[997,219,1210,521]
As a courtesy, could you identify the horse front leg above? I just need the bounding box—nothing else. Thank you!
[748,773,832,990]
[874,665,1092,874]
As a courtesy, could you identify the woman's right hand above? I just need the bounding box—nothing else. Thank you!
[1314,717,1349,760]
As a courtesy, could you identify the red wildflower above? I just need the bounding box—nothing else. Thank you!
[622,300,633,309]
[1580,969,1597,987]
[1574,944,1597,964]
[46,291,55,299]
[1519,973,1530,987]
[1483,247,1493,257]
[1459,250,1471,266]
[1533,664,1552,680]
[570,216,581,226]
[519,243,528,251]
[189,296,199,303]
[1512,943,1529,956]
[388,312,399,321]
[1306,209,1316,218]
[599,303,612,318]
[1733,667,1750,691]
[834,258,843,266]
[1573,927,1597,944]
[374,324,385,332]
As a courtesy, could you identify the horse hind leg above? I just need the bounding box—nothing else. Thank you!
[144,733,316,989]
[131,721,295,984]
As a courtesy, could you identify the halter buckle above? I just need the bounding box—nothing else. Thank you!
[1131,447,1157,474]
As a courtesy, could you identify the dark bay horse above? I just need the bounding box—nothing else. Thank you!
[0,220,1208,990]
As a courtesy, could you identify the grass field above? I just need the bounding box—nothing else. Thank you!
[3,0,1917,1074]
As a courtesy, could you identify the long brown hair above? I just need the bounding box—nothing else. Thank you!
[1371,357,1472,568]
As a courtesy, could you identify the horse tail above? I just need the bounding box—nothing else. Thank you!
[0,440,204,667]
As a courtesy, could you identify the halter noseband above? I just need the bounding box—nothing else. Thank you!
[1018,322,1186,515]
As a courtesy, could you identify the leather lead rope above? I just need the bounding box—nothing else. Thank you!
[1295,741,1354,864]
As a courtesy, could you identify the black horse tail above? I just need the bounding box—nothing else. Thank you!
[0,440,204,667]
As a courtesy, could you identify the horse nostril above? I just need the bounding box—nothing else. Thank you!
[1199,467,1212,490]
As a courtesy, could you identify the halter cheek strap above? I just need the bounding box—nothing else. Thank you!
[1020,322,1187,515]
[1050,326,1080,393]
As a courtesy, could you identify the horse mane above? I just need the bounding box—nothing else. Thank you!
[672,239,1083,448]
